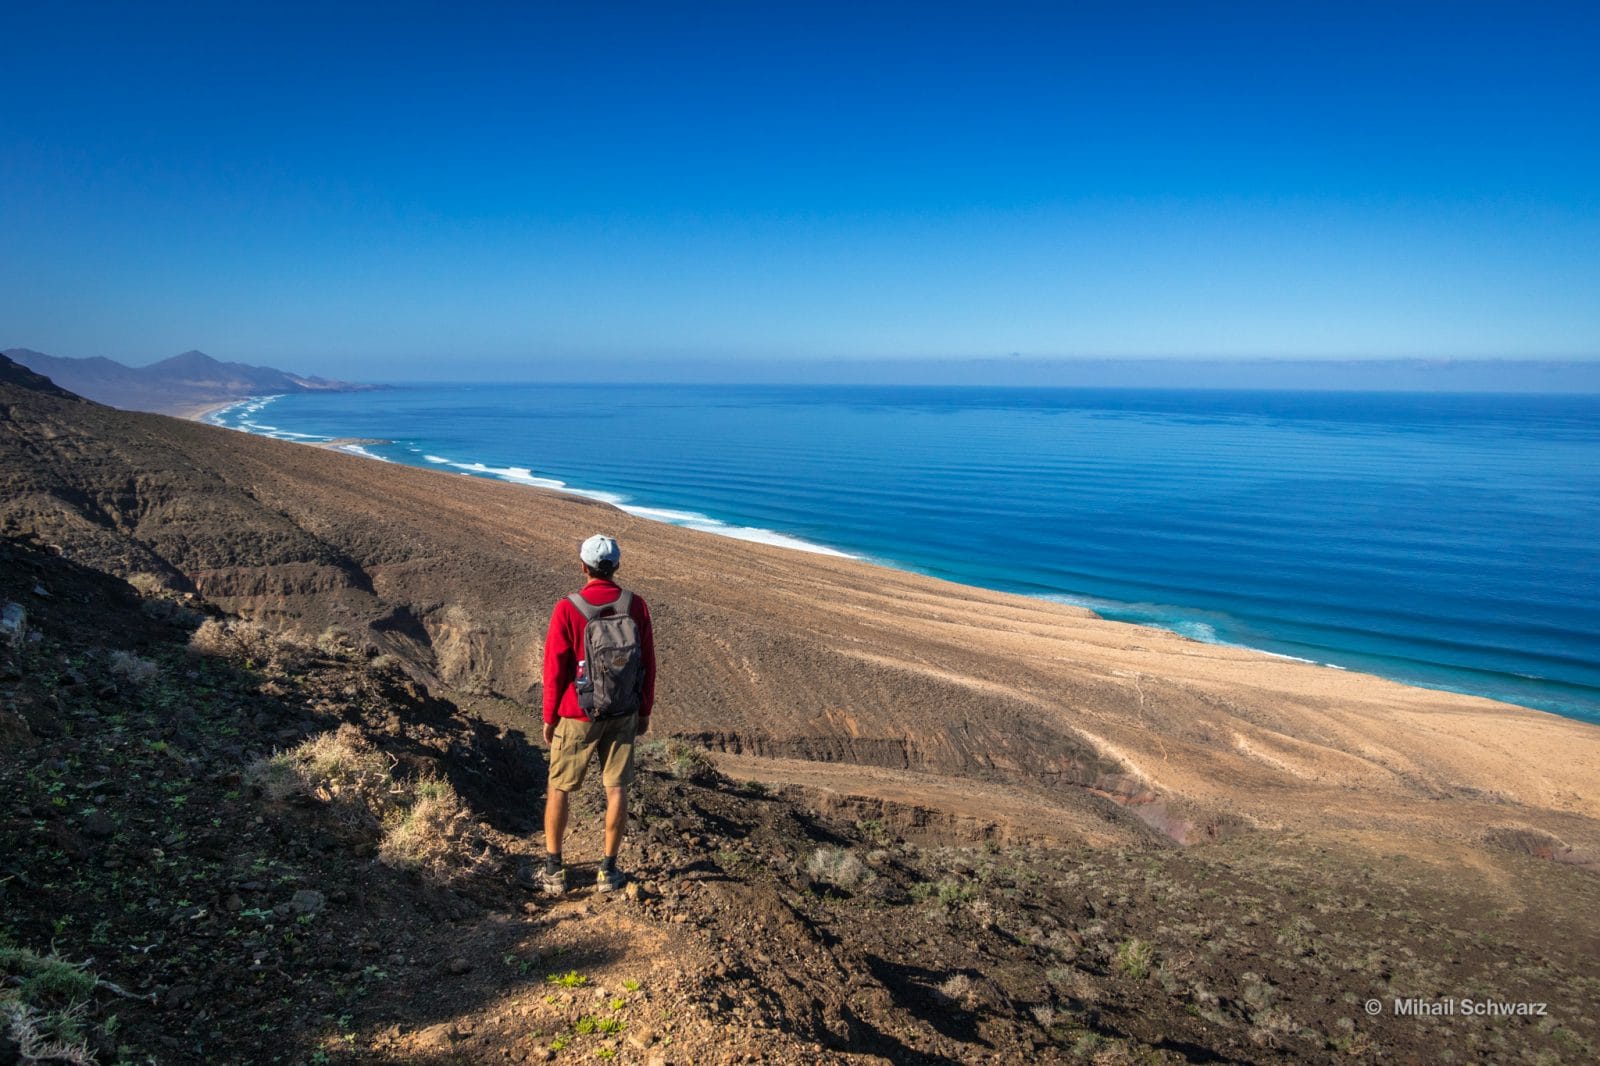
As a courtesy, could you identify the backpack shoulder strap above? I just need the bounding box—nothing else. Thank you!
[567,592,604,621]
[567,589,633,620]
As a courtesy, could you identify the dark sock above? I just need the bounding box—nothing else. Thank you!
[599,855,616,873]
[545,852,562,875]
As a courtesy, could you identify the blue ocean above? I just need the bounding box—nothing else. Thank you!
[206,385,1600,724]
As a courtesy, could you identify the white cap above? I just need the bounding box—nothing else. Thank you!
[580,534,621,571]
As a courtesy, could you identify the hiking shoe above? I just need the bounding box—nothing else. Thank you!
[541,866,567,897]
[514,858,541,892]
[595,865,625,893]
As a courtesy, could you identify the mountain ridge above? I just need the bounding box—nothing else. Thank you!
[3,346,382,415]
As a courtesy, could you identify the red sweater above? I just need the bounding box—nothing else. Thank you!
[542,578,656,725]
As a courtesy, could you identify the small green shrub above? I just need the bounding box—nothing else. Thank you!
[938,881,976,908]
[1115,937,1154,980]
[546,970,588,988]
[855,817,888,842]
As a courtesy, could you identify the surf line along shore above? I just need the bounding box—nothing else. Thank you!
[186,396,394,460]
[193,395,857,558]
[190,393,1600,726]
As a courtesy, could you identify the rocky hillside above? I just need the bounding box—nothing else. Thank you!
[6,539,1599,1065]
[3,349,380,415]
[4,355,1600,1062]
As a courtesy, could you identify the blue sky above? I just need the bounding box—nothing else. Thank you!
[2,1,1597,381]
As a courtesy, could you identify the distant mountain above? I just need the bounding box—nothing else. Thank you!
[0,352,88,402]
[2,347,383,416]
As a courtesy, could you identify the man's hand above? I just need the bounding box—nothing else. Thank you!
[543,720,556,746]
[637,715,649,736]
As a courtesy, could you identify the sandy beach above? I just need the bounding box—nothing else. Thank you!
[171,398,243,421]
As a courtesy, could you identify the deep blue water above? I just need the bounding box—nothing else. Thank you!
[206,385,1600,724]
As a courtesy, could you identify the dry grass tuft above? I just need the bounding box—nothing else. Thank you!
[315,625,357,656]
[248,729,489,883]
[107,650,160,686]
[189,617,278,665]
[807,846,874,890]
[247,726,398,826]
[932,973,993,1011]
[0,999,95,1066]
[934,973,975,1007]
[0,933,98,1066]
[378,777,491,883]
[125,572,169,597]
[665,741,716,781]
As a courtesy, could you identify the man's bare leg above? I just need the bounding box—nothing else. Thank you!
[603,785,627,859]
[545,787,570,856]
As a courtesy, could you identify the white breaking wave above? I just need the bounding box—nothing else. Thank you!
[1042,592,1328,667]
[618,504,855,557]
[242,423,331,441]
[335,444,391,462]
[1172,620,1219,642]
[203,395,283,427]
[207,395,339,442]
[207,396,401,466]
[422,453,855,558]
[429,459,625,504]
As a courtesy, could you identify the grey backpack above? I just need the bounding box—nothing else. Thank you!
[569,590,645,720]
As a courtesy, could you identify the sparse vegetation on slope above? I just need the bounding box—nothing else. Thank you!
[5,537,1600,1063]
[6,364,1600,1064]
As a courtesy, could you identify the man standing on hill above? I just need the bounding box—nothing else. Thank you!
[536,533,656,895]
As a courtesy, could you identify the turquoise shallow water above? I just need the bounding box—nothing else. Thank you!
[206,385,1600,724]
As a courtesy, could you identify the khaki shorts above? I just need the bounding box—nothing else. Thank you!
[548,713,638,791]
